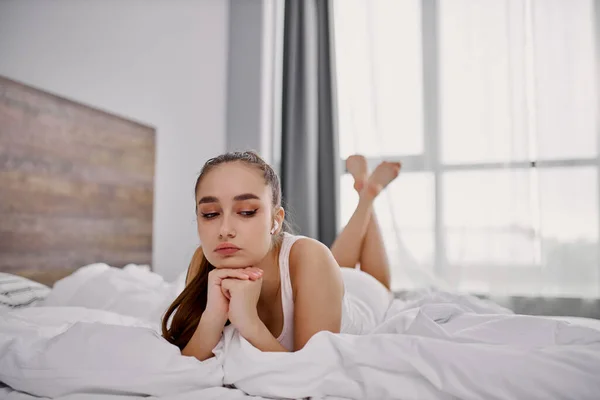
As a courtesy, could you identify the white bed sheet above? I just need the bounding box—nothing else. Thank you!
[548,315,600,331]
[0,384,270,400]
[1,264,599,400]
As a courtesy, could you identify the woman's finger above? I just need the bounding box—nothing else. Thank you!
[220,279,231,299]
[252,268,263,279]
[215,269,250,280]
[244,267,263,278]
[221,287,231,300]
[244,268,259,280]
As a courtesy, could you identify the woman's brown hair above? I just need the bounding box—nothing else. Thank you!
[161,151,287,350]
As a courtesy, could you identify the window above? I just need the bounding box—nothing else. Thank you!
[333,0,599,297]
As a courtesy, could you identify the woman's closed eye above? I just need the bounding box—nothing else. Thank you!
[201,212,219,219]
[200,210,257,219]
[239,209,257,217]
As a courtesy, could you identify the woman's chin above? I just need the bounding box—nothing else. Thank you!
[212,259,251,269]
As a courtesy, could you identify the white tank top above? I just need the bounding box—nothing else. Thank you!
[274,233,301,351]
[275,233,392,351]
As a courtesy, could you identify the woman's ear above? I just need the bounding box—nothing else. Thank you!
[273,206,285,234]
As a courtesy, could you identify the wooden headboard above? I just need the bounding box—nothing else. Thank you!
[0,76,156,286]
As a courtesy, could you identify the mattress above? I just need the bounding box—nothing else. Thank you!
[1,264,599,400]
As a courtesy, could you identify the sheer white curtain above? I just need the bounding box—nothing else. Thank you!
[333,0,599,297]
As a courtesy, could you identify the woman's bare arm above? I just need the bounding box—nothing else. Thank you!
[180,247,225,360]
[290,238,344,351]
[181,308,228,361]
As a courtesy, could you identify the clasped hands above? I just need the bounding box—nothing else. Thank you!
[206,266,264,337]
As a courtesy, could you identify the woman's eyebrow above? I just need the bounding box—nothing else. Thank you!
[198,196,219,205]
[233,193,260,201]
[198,193,259,204]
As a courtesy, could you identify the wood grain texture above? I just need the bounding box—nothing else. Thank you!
[0,76,155,286]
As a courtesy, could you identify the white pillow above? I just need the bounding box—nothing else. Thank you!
[0,273,51,310]
[43,263,185,325]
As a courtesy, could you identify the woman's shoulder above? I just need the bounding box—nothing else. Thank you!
[287,235,329,262]
[287,235,340,283]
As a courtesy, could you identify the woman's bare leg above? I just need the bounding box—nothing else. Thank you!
[330,155,370,269]
[330,156,400,289]
[358,207,391,290]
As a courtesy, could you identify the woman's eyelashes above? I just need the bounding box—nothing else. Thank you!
[200,209,258,219]
[239,209,258,217]
[201,212,219,219]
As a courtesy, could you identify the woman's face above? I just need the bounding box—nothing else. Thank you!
[195,162,275,269]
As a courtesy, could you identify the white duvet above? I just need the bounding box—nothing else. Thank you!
[1,264,599,400]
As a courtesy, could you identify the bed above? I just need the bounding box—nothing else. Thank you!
[0,75,155,287]
[1,76,600,400]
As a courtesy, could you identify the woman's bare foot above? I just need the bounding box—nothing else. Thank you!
[346,155,369,193]
[362,161,401,198]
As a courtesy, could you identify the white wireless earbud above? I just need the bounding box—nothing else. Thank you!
[270,221,279,235]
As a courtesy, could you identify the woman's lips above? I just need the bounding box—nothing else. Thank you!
[215,247,240,256]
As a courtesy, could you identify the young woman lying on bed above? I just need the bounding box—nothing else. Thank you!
[162,151,401,360]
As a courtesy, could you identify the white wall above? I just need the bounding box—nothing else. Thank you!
[0,0,229,280]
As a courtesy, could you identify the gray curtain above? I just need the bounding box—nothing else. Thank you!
[280,0,339,246]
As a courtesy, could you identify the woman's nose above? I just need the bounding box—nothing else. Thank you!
[219,215,236,238]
